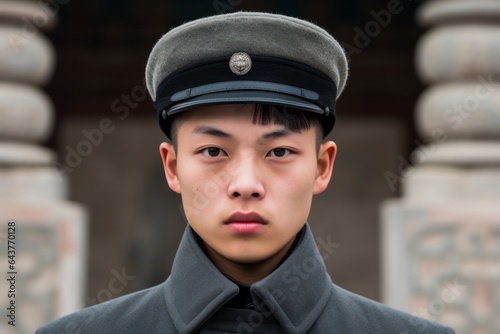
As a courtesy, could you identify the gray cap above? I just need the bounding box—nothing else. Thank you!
[146,11,348,138]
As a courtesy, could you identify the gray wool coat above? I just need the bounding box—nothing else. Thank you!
[37,224,455,334]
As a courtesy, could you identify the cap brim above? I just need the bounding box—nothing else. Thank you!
[165,90,325,116]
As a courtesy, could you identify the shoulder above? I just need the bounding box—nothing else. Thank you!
[312,283,455,334]
[36,282,175,334]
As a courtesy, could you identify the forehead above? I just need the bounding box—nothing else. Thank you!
[176,104,285,133]
[175,104,316,141]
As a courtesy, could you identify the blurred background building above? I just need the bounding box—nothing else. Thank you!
[0,0,498,333]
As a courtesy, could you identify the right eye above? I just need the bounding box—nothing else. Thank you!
[201,147,227,157]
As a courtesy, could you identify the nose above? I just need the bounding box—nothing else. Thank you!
[227,156,265,199]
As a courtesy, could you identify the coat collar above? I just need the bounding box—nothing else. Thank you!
[164,223,332,334]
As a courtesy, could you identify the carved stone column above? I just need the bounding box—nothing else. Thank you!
[0,2,88,333]
[382,1,500,333]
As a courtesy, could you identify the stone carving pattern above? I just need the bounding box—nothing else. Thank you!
[0,224,58,334]
[408,222,500,334]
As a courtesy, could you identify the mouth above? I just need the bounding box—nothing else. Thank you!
[224,212,267,234]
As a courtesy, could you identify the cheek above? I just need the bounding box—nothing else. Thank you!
[176,155,205,189]
[271,163,316,212]
[176,157,227,208]
[284,159,318,192]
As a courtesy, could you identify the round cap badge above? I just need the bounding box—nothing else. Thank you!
[229,52,252,75]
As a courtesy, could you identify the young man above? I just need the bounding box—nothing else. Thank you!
[37,12,455,334]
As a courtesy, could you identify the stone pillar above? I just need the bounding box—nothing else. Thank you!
[382,1,500,333]
[0,2,88,333]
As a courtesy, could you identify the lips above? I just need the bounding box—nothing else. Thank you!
[224,212,267,234]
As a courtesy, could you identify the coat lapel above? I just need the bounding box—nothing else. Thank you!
[164,223,331,334]
[164,227,239,333]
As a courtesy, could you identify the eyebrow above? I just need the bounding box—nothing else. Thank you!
[260,129,292,141]
[193,126,232,138]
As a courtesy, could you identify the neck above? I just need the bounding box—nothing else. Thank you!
[204,237,297,285]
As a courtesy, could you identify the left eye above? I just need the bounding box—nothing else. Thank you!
[268,148,291,158]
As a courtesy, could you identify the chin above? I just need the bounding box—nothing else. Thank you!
[226,251,271,264]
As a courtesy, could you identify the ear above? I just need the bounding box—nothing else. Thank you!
[313,141,337,194]
[159,142,181,194]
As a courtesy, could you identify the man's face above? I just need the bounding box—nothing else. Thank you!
[160,104,336,270]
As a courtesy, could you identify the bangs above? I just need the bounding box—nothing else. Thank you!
[251,104,324,139]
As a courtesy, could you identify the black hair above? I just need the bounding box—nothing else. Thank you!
[251,104,324,141]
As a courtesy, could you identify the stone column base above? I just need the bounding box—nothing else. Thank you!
[0,201,87,333]
[382,199,500,333]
